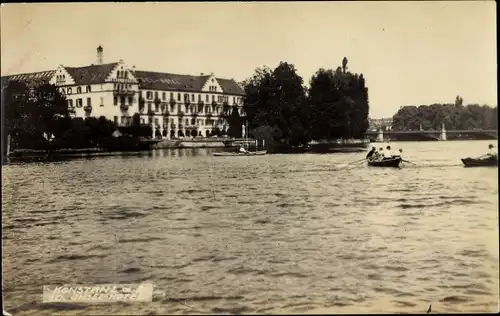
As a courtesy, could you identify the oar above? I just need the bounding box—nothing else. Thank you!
[402,159,416,165]
[337,157,366,169]
[348,158,367,165]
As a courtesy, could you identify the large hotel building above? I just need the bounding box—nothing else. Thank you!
[1,46,245,139]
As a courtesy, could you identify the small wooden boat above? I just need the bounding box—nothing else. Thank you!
[461,156,497,167]
[213,150,267,157]
[367,156,402,168]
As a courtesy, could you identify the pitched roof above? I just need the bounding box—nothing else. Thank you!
[133,70,244,95]
[133,70,210,92]
[64,62,119,85]
[216,78,244,95]
[1,70,56,86]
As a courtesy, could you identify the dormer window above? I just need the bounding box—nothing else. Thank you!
[86,85,91,93]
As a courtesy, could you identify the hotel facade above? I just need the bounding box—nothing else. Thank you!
[1,46,245,139]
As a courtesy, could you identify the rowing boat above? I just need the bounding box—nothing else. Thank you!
[367,156,402,168]
[213,150,267,157]
[461,156,497,167]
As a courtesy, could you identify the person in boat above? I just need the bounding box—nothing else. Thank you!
[484,144,497,159]
[374,147,384,160]
[366,147,376,160]
[383,145,393,159]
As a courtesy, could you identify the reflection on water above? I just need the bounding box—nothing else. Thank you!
[2,141,499,315]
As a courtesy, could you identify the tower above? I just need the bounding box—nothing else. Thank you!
[97,46,103,65]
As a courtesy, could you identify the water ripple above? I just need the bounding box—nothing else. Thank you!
[2,141,499,315]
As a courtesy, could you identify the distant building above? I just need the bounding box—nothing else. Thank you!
[1,46,245,139]
[369,117,392,131]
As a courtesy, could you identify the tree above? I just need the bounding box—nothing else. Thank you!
[242,62,309,146]
[307,59,370,140]
[392,102,497,131]
[227,105,242,138]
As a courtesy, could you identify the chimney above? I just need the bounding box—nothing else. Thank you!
[97,45,103,65]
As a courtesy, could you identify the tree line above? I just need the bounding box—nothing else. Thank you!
[242,57,370,147]
[392,96,498,131]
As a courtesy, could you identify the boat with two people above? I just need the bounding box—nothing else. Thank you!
[366,145,403,168]
[213,122,267,156]
[461,144,498,167]
[212,143,267,157]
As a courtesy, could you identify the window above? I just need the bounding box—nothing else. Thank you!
[121,116,125,124]
[147,91,153,99]
[77,99,83,107]
[60,88,65,94]
[86,85,91,93]
[120,96,125,105]
[162,92,166,100]
[212,95,215,102]
[154,118,159,125]
[177,93,181,101]
[170,92,173,100]
[141,118,145,124]
[205,95,209,102]
[155,104,159,112]
[155,91,158,99]
[114,96,118,105]
[185,94,189,102]
[148,103,152,112]
[77,87,82,94]
[170,118,174,124]
[192,94,195,101]
[148,117,152,124]
[68,99,73,107]
[185,119,188,125]
[114,116,118,123]
[198,94,201,101]
[128,96,133,105]
[139,91,143,98]
[87,97,91,106]
[100,96,104,107]
[67,88,72,95]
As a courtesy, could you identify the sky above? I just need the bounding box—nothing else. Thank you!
[1,1,497,118]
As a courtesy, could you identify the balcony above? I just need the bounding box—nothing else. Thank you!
[83,105,92,113]
[113,88,136,96]
[120,104,129,111]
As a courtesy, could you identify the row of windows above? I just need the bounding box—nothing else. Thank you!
[114,116,223,128]
[143,103,239,115]
[60,85,92,95]
[67,96,104,108]
[117,70,129,79]
[142,91,241,104]
[114,96,134,105]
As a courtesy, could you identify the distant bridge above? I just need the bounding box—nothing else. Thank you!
[365,125,497,141]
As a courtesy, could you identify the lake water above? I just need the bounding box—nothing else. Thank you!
[2,140,498,315]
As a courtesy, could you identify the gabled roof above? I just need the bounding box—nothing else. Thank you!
[133,70,210,92]
[133,70,244,95]
[1,70,56,86]
[64,62,119,85]
[216,78,244,95]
